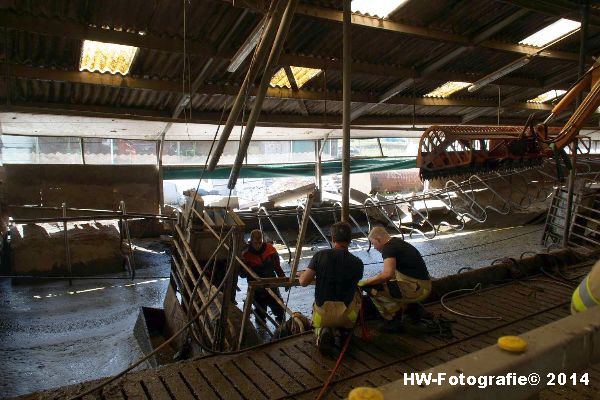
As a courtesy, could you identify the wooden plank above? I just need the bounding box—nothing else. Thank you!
[159,371,196,400]
[292,339,356,379]
[178,364,220,400]
[279,344,330,381]
[265,348,320,388]
[233,356,288,398]
[140,377,172,400]
[249,352,304,394]
[217,361,268,400]
[120,379,148,400]
[196,363,245,400]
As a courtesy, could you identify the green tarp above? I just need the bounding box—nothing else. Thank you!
[163,157,417,180]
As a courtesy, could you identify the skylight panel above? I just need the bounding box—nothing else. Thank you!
[351,0,408,18]
[527,89,567,104]
[270,66,322,89]
[424,82,471,98]
[519,19,580,47]
[79,40,139,75]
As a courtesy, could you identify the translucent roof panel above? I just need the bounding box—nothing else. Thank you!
[527,89,567,103]
[79,40,139,75]
[424,82,471,98]
[351,0,409,18]
[270,66,322,89]
[519,19,580,47]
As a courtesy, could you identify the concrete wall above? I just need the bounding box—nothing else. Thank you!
[3,164,159,214]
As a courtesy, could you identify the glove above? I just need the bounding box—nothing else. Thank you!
[357,280,368,287]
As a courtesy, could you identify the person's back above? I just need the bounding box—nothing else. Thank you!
[299,222,364,356]
[383,237,429,281]
[311,248,364,307]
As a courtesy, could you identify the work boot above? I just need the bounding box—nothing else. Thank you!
[380,318,404,333]
[317,327,336,358]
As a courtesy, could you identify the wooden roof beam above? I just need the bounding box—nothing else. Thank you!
[214,1,582,61]
[3,101,551,128]
[8,65,553,112]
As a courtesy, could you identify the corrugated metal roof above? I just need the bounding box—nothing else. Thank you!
[2,0,600,131]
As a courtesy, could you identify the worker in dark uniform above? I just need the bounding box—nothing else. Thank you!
[299,222,364,356]
[241,230,286,324]
[361,227,432,324]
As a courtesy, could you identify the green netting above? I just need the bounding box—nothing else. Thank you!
[163,157,417,180]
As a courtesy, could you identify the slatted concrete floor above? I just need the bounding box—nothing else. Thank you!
[27,263,596,400]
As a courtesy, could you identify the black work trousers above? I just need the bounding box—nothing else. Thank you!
[254,288,285,322]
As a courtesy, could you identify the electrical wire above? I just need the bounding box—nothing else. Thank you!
[440,283,503,320]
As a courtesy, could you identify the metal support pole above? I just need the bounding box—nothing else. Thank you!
[80,137,85,165]
[62,203,72,286]
[120,201,136,279]
[563,1,588,246]
[237,285,255,350]
[314,140,322,203]
[157,140,165,215]
[227,0,299,189]
[207,0,286,171]
[290,193,314,281]
[341,0,351,222]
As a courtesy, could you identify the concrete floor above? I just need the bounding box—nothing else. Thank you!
[0,224,547,398]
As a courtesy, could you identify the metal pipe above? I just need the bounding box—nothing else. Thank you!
[207,0,286,172]
[227,0,299,189]
[341,0,351,222]
[563,1,589,247]
[290,193,314,281]
[62,203,72,286]
[120,201,136,279]
[11,213,174,224]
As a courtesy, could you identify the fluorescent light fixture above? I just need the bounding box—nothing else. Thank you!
[351,0,408,17]
[468,57,531,92]
[270,66,322,89]
[424,81,471,98]
[519,18,580,47]
[79,40,138,75]
[527,89,567,104]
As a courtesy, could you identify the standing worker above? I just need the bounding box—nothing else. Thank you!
[241,230,286,324]
[299,222,364,356]
[571,259,600,314]
[361,227,432,327]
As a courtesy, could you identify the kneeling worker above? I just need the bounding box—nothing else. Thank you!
[299,222,364,356]
[361,227,432,324]
[242,230,286,324]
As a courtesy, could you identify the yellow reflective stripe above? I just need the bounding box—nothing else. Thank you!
[347,309,358,323]
[572,287,587,313]
[312,311,322,328]
[585,276,600,305]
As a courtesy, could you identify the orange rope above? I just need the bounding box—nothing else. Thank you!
[315,332,353,400]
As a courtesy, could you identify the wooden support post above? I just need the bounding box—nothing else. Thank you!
[341,0,351,222]
[157,140,165,215]
[62,203,72,286]
[216,231,239,351]
[314,140,322,203]
[237,286,255,350]
[290,193,314,281]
